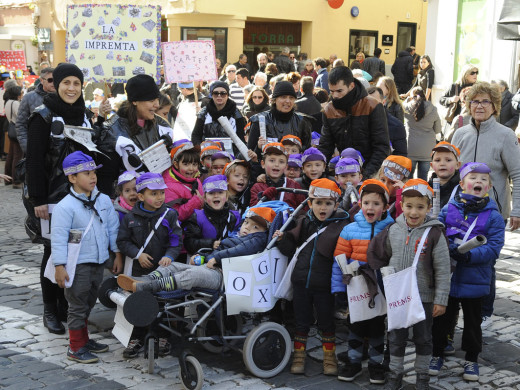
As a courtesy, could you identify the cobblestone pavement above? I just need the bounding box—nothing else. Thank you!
[2,166,520,389]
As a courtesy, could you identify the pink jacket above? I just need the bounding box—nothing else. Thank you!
[163,167,204,222]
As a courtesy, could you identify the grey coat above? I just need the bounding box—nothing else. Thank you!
[404,100,441,161]
[452,115,520,219]
[16,83,49,153]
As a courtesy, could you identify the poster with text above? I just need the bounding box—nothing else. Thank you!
[161,40,217,83]
[0,51,26,71]
[66,4,161,83]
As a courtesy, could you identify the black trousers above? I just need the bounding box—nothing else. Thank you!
[432,295,482,362]
[40,245,67,305]
[293,284,335,335]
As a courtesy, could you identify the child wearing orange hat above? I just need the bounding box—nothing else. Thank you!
[377,155,412,219]
[428,141,462,209]
[273,178,350,376]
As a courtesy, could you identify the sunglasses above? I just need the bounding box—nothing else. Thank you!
[470,71,478,75]
[227,70,236,73]
[252,95,264,99]
[213,91,228,97]
[42,77,53,83]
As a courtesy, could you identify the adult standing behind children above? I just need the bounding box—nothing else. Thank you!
[318,66,390,179]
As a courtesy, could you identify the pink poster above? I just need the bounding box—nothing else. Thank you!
[161,40,218,83]
[0,50,27,71]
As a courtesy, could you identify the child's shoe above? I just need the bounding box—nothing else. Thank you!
[337,362,362,382]
[323,349,338,376]
[382,372,403,390]
[67,346,99,363]
[290,349,306,374]
[428,356,444,376]
[416,373,430,390]
[334,308,349,320]
[444,335,455,355]
[463,361,479,381]
[85,339,109,353]
[123,338,144,359]
[368,362,386,384]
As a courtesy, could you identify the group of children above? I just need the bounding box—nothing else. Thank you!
[50,134,505,389]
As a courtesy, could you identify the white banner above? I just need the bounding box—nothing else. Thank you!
[222,248,288,315]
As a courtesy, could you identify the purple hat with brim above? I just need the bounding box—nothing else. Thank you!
[328,156,340,169]
[311,131,321,146]
[117,171,139,186]
[460,162,491,180]
[288,154,303,168]
[136,172,167,192]
[335,158,361,175]
[203,174,228,193]
[211,151,234,161]
[302,147,326,164]
[341,148,364,166]
[63,151,102,176]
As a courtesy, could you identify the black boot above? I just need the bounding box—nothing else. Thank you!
[43,303,65,334]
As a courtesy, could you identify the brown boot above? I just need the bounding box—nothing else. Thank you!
[290,349,306,374]
[323,349,338,376]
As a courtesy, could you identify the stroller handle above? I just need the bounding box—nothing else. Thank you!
[276,187,309,195]
[266,196,310,250]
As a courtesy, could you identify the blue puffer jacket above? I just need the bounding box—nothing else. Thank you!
[331,210,394,294]
[438,195,505,298]
[51,187,120,266]
[212,231,268,265]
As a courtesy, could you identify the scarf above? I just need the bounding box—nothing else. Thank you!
[170,166,199,194]
[43,93,87,126]
[419,65,432,77]
[118,196,133,211]
[249,99,268,113]
[271,105,294,122]
[266,174,285,187]
[206,98,237,121]
[459,191,489,213]
[332,87,358,113]
[69,189,103,223]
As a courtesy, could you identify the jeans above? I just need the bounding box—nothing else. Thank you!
[411,160,430,181]
[157,262,222,290]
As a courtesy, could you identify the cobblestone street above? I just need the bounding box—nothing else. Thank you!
[2,167,520,389]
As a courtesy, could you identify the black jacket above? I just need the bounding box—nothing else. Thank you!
[439,82,473,121]
[386,111,408,156]
[278,209,349,292]
[295,94,323,116]
[391,51,414,88]
[117,203,182,276]
[318,79,390,179]
[498,90,519,130]
[274,54,295,74]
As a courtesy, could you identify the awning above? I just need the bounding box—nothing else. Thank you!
[497,0,520,40]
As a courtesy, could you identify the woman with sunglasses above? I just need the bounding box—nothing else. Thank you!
[440,64,478,126]
[242,86,270,119]
[191,81,246,156]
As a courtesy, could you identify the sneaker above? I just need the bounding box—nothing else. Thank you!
[67,346,99,363]
[158,338,171,357]
[481,316,492,329]
[463,361,479,381]
[383,372,403,390]
[85,339,109,353]
[368,363,386,384]
[334,308,349,320]
[428,356,444,376]
[123,339,144,359]
[338,362,362,382]
[337,350,349,363]
[444,336,455,355]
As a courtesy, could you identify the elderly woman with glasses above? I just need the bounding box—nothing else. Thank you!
[452,81,520,325]
[440,64,478,126]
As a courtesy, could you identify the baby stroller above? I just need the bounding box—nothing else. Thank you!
[98,187,309,390]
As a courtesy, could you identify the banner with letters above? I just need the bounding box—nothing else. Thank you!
[0,50,26,71]
[66,4,161,83]
[221,248,288,315]
[161,40,218,83]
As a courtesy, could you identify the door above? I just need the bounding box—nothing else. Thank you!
[396,22,417,55]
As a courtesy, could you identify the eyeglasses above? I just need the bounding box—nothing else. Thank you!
[252,96,264,100]
[227,70,236,73]
[470,100,492,108]
[42,77,53,83]
[213,91,228,97]
[470,71,479,76]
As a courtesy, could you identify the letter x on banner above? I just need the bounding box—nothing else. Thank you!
[221,248,288,316]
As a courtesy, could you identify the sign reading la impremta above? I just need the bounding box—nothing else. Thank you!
[66,4,161,83]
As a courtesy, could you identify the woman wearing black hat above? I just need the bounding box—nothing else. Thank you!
[25,63,116,335]
[247,80,313,156]
[105,74,173,172]
[191,81,246,156]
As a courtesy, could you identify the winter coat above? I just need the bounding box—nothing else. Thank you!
[412,68,435,100]
[212,231,268,265]
[113,196,133,223]
[278,208,349,292]
[16,83,49,153]
[250,176,306,210]
[319,79,390,179]
[183,203,241,255]
[428,171,460,210]
[498,90,519,130]
[438,194,504,298]
[331,210,394,293]
[367,215,451,306]
[363,56,386,77]
[51,187,119,266]
[452,115,520,219]
[386,111,408,156]
[247,109,313,155]
[228,187,252,215]
[162,167,204,222]
[439,83,474,122]
[301,69,318,83]
[274,54,295,75]
[391,51,414,92]
[295,94,323,116]
[386,102,404,123]
[315,68,329,93]
[117,203,182,276]
[404,100,442,161]
[241,101,269,119]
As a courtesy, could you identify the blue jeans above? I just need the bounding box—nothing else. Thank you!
[411,160,430,181]
[481,263,496,317]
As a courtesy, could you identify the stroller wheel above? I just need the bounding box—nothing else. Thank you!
[180,355,203,390]
[243,321,291,378]
[147,338,155,374]
[196,315,243,354]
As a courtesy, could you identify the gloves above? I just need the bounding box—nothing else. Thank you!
[262,187,278,200]
[449,243,470,263]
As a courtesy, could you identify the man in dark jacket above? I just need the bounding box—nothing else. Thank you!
[296,76,322,116]
[16,67,55,153]
[318,66,390,179]
[274,47,295,74]
[493,80,519,130]
[363,48,386,78]
[391,49,414,94]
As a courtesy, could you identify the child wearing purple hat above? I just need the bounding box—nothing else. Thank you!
[286,154,303,179]
[51,151,121,363]
[430,162,505,382]
[335,157,363,213]
[183,175,241,256]
[295,147,327,190]
[210,150,233,176]
[113,171,139,222]
[116,172,182,359]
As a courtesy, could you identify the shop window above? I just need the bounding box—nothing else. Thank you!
[349,30,378,64]
[181,27,227,65]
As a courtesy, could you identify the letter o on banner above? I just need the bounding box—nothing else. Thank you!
[328,0,344,9]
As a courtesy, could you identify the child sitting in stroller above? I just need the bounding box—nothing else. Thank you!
[117,207,276,293]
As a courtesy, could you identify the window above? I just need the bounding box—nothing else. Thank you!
[181,27,227,65]
[349,30,378,64]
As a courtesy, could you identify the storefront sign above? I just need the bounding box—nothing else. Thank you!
[382,35,394,46]
[66,4,162,83]
[37,28,51,43]
[161,40,217,83]
[244,22,302,46]
[0,50,26,71]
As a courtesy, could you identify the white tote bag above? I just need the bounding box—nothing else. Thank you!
[347,274,387,323]
[383,227,431,331]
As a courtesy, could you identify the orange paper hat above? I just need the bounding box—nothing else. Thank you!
[431,141,461,159]
[402,178,434,199]
[280,134,303,149]
[262,142,287,155]
[382,155,412,181]
[359,179,390,202]
[246,207,277,228]
[309,178,341,200]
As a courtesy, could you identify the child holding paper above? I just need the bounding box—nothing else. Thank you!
[332,179,394,384]
[51,151,121,364]
[273,178,349,376]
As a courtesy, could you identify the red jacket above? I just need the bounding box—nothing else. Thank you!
[250,177,306,209]
[163,167,203,222]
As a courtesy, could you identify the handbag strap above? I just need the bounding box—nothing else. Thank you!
[291,226,327,262]
[412,227,432,268]
[135,210,169,259]
[79,214,95,244]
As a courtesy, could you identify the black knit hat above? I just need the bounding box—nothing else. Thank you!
[125,74,160,102]
[53,63,84,90]
[210,80,230,95]
[272,81,297,99]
